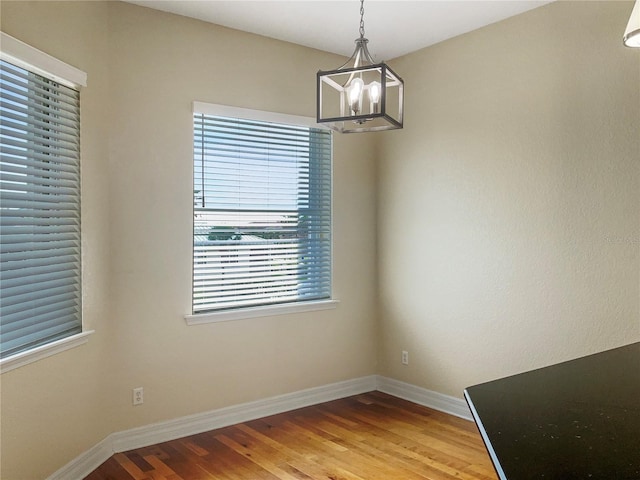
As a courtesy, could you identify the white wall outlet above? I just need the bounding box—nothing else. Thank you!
[132,387,144,406]
[401,350,409,365]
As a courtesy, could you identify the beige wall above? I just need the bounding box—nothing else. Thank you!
[105,0,377,425]
[378,1,640,397]
[0,2,378,478]
[0,2,114,479]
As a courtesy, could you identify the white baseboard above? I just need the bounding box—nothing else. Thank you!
[47,375,377,480]
[376,375,473,421]
[47,437,113,480]
[111,375,377,453]
[46,375,471,480]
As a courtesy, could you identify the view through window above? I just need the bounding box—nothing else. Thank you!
[192,109,332,314]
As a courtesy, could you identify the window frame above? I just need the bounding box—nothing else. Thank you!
[0,32,92,374]
[187,102,338,325]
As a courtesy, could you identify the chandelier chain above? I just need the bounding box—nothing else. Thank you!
[359,0,365,38]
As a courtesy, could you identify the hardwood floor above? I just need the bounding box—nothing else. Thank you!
[85,391,497,480]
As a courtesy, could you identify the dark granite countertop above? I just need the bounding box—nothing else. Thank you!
[464,342,640,480]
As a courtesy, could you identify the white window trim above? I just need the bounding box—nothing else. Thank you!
[0,32,89,372]
[189,102,335,324]
[185,299,339,325]
[192,102,329,130]
[0,31,87,88]
[0,331,94,374]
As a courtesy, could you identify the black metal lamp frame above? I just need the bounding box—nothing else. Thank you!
[316,0,404,134]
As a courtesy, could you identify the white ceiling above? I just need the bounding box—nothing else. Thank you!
[125,0,554,60]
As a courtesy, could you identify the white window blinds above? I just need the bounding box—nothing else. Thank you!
[193,110,332,313]
[0,58,82,358]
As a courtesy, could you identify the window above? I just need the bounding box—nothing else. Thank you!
[192,103,332,316]
[0,33,87,366]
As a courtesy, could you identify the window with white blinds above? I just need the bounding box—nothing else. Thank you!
[0,56,82,359]
[193,106,332,314]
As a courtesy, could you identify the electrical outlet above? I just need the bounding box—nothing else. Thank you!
[401,350,409,365]
[133,387,144,406]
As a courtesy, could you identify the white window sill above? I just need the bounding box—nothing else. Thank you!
[185,299,339,325]
[0,330,94,374]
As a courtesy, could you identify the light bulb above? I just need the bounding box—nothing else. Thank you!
[348,77,364,115]
[369,81,381,113]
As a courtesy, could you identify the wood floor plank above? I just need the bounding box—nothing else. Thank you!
[113,452,153,480]
[242,420,417,480]
[85,392,496,480]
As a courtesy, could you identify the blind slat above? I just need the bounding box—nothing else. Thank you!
[1,279,78,311]
[0,58,82,359]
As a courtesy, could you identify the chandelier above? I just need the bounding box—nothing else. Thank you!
[316,0,404,133]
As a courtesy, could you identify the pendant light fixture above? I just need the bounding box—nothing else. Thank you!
[317,0,404,133]
[623,0,640,47]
